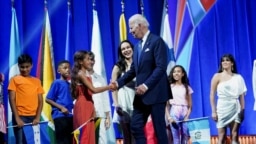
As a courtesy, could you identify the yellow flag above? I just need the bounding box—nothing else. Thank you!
[36,8,56,143]
[73,129,80,144]
[119,13,127,41]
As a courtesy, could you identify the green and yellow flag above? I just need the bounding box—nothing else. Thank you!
[36,7,56,144]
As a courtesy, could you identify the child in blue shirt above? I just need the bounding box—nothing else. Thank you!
[46,60,73,144]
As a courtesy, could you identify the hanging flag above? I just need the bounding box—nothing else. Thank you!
[23,121,50,144]
[9,8,21,79]
[186,117,211,144]
[65,5,72,61]
[94,118,101,144]
[73,127,83,144]
[91,8,116,144]
[36,7,56,143]
[114,6,128,139]
[91,9,106,81]
[72,118,104,144]
[8,7,22,144]
[119,12,127,41]
[160,5,175,75]
[72,117,94,144]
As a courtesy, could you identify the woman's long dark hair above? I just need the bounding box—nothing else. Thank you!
[218,54,238,73]
[115,40,134,78]
[168,65,190,97]
[71,50,89,99]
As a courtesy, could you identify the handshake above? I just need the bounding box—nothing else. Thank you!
[108,81,147,95]
[108,81,118,91]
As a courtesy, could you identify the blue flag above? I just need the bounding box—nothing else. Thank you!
[186,117,211,144]
[160,7,175,75]
[91,8,116,143]
[8,7,22,144]
[23,121,50,144]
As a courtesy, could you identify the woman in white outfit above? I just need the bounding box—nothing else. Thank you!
[88,52,116,144]
[111,40,135,144]
[210,54,247,144]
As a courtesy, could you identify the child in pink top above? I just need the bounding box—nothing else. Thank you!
[165,65,193,144]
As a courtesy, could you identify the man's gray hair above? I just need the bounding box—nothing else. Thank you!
[129,14,149,27]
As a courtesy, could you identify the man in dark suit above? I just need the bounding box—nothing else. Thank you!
[111,14,172,144]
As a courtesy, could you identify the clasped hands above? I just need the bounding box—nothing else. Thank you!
[108,81,147,95]
[135,84,147,95]
[108,81,118,91]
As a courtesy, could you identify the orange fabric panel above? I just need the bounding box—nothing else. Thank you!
[117,135,256,143]
[8,75,44,116]
[204,136,256,144]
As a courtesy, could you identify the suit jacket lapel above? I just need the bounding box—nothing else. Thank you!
[139,33,151,66]
[142,33,152,51]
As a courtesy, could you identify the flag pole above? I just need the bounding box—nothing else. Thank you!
[7,121,49,128]
[121,0,124,13]
[119,0,127,41]
[183,116,209,122]
[72,117,95,133]
[71,117,107,134]
[65,0,71,61]
[171,116,209,124]
[44,0,47,7]
[67,0,70,9]
[140,0,144,16]
[92,0,95,10]
[11,0,14,7]
[165,0,168,13]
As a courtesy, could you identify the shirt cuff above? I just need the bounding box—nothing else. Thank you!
[142,83,148,90]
